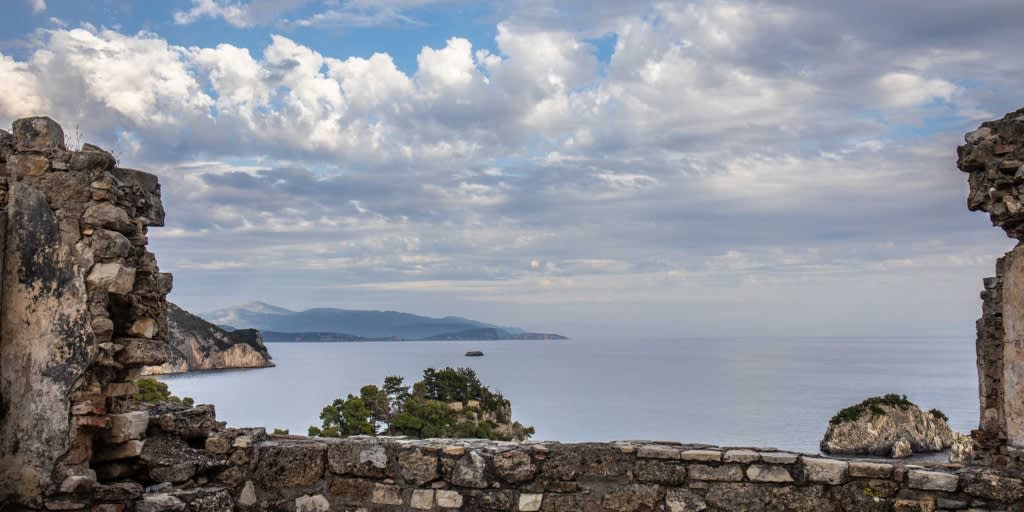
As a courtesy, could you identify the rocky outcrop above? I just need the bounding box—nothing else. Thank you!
[821,395,954,458]
[144,303,274,375]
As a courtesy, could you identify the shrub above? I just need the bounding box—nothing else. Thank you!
[929,408,949,422]
[829,394,915,426]
[134,377,194,407]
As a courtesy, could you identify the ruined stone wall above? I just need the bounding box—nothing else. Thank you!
[0,117,173,509]
[958,107,1024,471]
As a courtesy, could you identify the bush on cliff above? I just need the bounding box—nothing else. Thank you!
[308,367,534,441]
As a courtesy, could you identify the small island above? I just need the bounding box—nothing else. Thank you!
[465,350,484,357]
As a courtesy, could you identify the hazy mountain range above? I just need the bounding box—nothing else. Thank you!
[201,302,566,341]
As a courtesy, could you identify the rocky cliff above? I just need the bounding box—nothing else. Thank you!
[143,303,274,375]
[820,395,954,458]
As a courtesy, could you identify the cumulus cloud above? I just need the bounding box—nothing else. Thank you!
[30,0,45,13]
[1,0,1022,335]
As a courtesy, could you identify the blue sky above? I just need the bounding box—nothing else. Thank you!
[2,0,1023,337]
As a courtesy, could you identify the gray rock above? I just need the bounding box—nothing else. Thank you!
[86,262,136,295]
[12,116,65,152]
[907,469,959,492]
[83,202,134,234]
[451,450,488,489]
[891,437,912,459]
[492,449,536,483]
[746,464,793,483]
[116,338,170,366]
[950,432,974,463]
[802,457,847,484]
[665,488,707,512]
[104,411,149,443]
[136,493,186,512]
[253,441,327,488]
[398,448,438,486]
[295,494,330,511]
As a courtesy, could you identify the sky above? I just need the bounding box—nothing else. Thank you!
[1,0,1022,338]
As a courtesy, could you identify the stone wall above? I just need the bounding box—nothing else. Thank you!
[0,117,173,509]
[958,107,1024,470]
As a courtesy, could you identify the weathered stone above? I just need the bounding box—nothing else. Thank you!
[802,457,847,484]
[86,263,135,295]
[58,475,94,494]
[746,464,793,483]
[907,469,958,492]
[104,411,149,443]
[638,444,680,460]
[70,147,116,172]
[493,449,536,483]
[665,488,708,512]
[83,203,134,234]
[93,440,144,462]
[253,441,326,488]
[680,449,720,462]
[155,404,218,439]
[149,463,196,484]
[112,167,165,227]
[89,229,131,260]
[949,432,973,463]
[43,499,86,510]
[462,490,514,510]
[723,449,759,463]
[7,153,50,177]
[399,448,439,485]
[13,117,65,152]
[452,450,488,489]
[959,469,1024,501]
[601,484,662,512]
[93,482,143,501]
[295,494,330,512]
[686,464,744,482]
[135,494,185,512]
[518,493,543,512]
[237,481,257,507]
[435,489,463,508]
[410,489,434,509]
[205,436,231,455]
[848,461,893,479]
[92,317,115,342]
[891,498,935,512]
[372,484,403,505]
[327,477,370,500]
[116,338,169,366]
[105,381,137,397]
[759,451,798,464]
[635,460,687,485]
[327,438,391,478]
[443,445,465,456]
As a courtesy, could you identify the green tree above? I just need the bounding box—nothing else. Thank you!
[309,367,533,441]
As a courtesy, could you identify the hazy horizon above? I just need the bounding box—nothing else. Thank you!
[2,1,1021,338]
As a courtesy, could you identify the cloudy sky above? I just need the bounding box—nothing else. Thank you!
[1,0,1021,338]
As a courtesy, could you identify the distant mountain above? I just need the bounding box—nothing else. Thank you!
[201,302,563,341]
[423,328,568,341]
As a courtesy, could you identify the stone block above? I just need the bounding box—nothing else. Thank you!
[723,449,760,463]
[602,484,661,512]
[237,481,258,507]
[116,338,169,366]
[493,449,536,483]
[87,262,136,295]
[803,457,848,485]
[849,461,893,479]
[6,153,50,177]
[436,490,463,508]
[83,202,134,234]
[635,460,687,485]
[907,469,958,492]
[13,116,65,151]
[327,477,370,500]
[686,463,744,482]
[205,436,231,455]
[295,494,330,512]
[638,444,680,459]
[372,484,403,505]
[410,489,435,510]
[746,464,793,483]
[104,411,149,443]
[135,493,185,512]
[129,317,158,338]
[94,440,145,462]
[93,482,143,501]
[452,450,488,489]
[327,438,391,477]
[399,448,439,485]
[253,441,327,488]
[518,493,543,512]
[106,381,138,397]
[680,449,721,462]
[665,488,708,512]
[759,451,798,464]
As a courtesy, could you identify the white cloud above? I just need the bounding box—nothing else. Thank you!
[876,72,959,108]
[31,0,45,14]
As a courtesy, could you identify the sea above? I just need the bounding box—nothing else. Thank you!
[161,336,977,454]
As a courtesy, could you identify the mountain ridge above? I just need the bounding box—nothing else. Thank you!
[201,302,563,340]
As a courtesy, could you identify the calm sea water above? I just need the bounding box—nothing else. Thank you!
[161,336,977,453]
